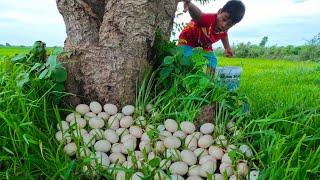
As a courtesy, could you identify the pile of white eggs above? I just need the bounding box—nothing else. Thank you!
[55,101,259,180]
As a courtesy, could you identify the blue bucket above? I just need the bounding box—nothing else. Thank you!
[215,66,242,91]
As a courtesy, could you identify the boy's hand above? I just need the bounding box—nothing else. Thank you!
[225,48,234,57]
[182,0,191,13]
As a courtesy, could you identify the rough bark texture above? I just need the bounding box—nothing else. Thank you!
[56,0,179,106]
[195,102,217,128]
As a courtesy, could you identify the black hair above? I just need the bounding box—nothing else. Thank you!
[221,0,245,24]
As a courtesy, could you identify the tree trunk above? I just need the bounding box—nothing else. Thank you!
[56,0,179,106]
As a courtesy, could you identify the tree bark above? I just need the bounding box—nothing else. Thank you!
[56,0,179,106]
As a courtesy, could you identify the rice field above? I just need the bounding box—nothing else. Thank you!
[0,46,61,57]
[219,57,320,179]
[0,46,31,57]
[219,57,320,117]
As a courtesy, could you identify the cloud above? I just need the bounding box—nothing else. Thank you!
[0,11,62,25]
[0,0,66,46]
[0,0,63,25]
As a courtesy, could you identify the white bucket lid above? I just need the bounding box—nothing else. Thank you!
[216,66,242,76]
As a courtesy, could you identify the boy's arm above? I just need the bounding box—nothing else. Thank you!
[221,35,234,57]
[183,0,203,21]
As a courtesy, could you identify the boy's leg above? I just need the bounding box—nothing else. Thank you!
[204,52,218,76]
[179,45,193,57]
[179,46,217,76]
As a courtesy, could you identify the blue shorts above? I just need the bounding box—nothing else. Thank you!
[180,45,217,68]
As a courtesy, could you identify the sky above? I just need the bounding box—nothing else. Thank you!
[0,0,320,47]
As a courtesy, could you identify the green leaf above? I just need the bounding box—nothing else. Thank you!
[199,76,210,87]
[51,48,63,55]
[174,67,181,74]
[39,64,46,71]
[192,47,205,54]
[193,55,208,67]
[54,83,65,92]
[46,69,52,78]
[16,73,29,87]
[180,56,192,66]
[46,55,58,69]
[39,69,49,79]
[53,68,67,82]
[175,47,184,60]
[11,54,26,62]
[30,63,42,71]
[163,56,174,65]
[63,160,76,180]
[147,130,158,139]
[160,67,172,79]
[149,157,160,167]
[228,150,238,160]
[22,134,38,145]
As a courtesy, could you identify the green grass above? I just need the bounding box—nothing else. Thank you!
[0,46,31,57]
[0,46,62,57]
[0,46,319,179]
[219,58,320,117]
[0,58,72,178]
[219,57,320,179]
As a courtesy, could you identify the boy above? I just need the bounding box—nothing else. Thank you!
[179,0,245,74]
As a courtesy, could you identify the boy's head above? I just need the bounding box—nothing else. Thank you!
[216,0,245,32]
